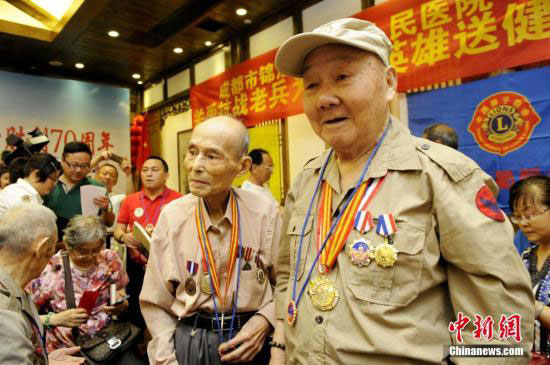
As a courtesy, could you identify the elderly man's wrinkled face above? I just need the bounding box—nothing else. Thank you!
[302,44,396,156]
[96,165,118,192]
[184,124,245,199]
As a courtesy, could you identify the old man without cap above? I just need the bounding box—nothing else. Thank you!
[271,18,533,364]
[141,116,282,365]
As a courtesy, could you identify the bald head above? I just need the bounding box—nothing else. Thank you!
[422,123,459,149]
[194,116,249,158]
[185,116,251,198]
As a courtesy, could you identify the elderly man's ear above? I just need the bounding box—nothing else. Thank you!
[384,66,398,102]
[34,236,55,258]
[237,156,252,177]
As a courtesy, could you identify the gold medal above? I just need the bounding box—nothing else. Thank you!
[373,242,398,267]
[200,275,212,294]
[308,276,339,311]
[145,223,154,235]
[256,268,266,284]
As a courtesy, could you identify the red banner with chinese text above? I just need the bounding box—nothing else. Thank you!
[354,0,550,92]
[190,48,303,127]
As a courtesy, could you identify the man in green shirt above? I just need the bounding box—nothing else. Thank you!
[44,142,114,240]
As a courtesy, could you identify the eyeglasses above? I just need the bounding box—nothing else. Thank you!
[73,247,103,258]
[510,208,550,225]
[64,160,90,170]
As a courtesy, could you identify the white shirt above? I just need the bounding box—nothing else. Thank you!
[0,178,43,215]
[241,180,277,204]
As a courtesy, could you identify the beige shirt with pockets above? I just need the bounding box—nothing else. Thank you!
[275,119,534,364]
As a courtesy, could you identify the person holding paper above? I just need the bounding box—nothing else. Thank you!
[27,215,129,354]
[114,155,181,331]
[44,142,114,241]
[141,116,282,365]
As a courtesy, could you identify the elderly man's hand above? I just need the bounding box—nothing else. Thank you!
[120,158,132,176]
[94,195,110,210]
[218,314,271,363]
[269,348,286,365]
[50,308,89,328]
[48,346,85,364]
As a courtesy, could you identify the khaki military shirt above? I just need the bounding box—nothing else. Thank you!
[0,266,48,365]
[141,188,282,365]
[275,120,534,364]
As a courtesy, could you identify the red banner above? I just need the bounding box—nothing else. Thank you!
[354,0,550,92]
[190,48,303,127]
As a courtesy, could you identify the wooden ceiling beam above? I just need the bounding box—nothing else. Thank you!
[5,0,58,29]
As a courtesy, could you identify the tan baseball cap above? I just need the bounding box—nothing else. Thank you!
[275,18,392,78]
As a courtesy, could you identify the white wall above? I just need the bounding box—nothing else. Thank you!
[194,48,227,84]
[302,0,362,32]
[144,81,164,108]
[161,110,192,191]
[287,114,326,184]
[167,69,190,97]
[249,17,294,58]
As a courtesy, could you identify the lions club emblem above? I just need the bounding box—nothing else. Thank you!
[468,92,541,156]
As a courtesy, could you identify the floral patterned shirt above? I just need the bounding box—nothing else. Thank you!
[26,249,128,352]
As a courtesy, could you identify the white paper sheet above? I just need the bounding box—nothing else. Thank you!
[80,185,107,216]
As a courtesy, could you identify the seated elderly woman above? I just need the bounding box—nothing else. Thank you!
[26,215,129,353]
[509,176,550,363]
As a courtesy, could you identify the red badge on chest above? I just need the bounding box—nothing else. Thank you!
[475,185,505,222]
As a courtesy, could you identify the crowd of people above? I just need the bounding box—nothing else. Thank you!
[0,17,547,365]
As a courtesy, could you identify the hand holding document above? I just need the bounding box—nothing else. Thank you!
[132,221,151,253]
[80,185,107,216]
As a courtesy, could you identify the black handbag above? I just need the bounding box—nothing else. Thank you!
[61,251,141,364]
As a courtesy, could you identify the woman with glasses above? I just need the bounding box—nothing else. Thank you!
[510,176,550,363]
[26,215,129,353]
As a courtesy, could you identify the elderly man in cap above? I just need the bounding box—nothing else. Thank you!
[141,116,282,365]
[270,18,534,364]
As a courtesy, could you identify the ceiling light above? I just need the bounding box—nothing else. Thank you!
[108,30,119,38]
[137,81,143,85]
[236,8,247,16]
[173,47,183,54]
[49,60,63,67]
[205,41,212,46]
[244,19,252,24]
[132,73,141,79]
[75,63,84,69]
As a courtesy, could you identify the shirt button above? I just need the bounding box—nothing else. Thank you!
[421,143,430,150]
[315,315,323,324]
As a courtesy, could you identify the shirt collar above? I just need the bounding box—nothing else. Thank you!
[308,118,422,194]
[198,190,234,230]
[142,187,168,202]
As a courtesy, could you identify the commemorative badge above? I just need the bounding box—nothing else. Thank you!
[242,247,253,271]
[373,242,398,268]
[184,277,197,296]
[348,239,372,267]
[186,260,198,276]
[287,300,297,326]
[308,276,339,311]
[468,91,541,157]
[145,224,154,235]
[200,275,212,294]
[256,268,266,284]
[134,207,144,217]
[21,195,32,203]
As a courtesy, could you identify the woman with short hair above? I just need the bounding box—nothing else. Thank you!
[26,215,129,353]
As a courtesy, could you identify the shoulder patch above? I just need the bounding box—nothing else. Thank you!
[414,138,477,183]
[476,185,505,222]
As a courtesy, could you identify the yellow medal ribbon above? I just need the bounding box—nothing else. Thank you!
[316,181,368,272]
[195,190,239,307]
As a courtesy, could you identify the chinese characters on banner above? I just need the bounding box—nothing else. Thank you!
[190,48,303,127]
[2,126,116,155]
[354,0,550,92]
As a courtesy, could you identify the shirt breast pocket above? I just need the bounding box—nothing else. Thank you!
[346,223,425,307]
[287,212,313,281]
